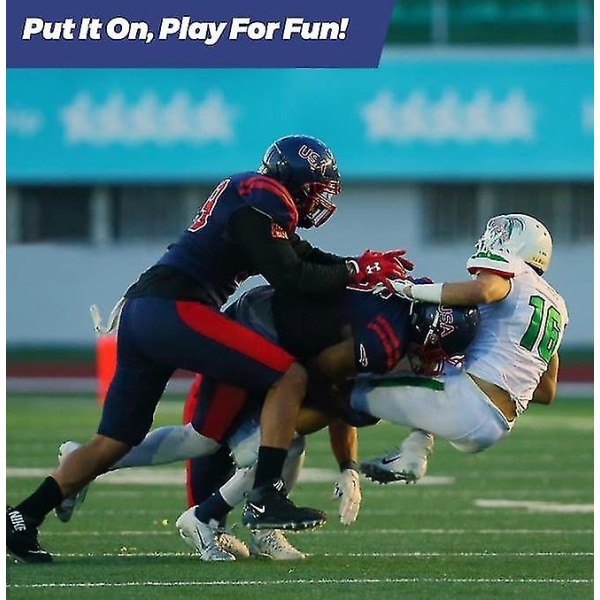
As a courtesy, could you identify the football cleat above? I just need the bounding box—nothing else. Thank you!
[361,430,434,484]
[175,507,235,562]
[6,507,53,564]
[249,529,306,561]
[242,478,327,531]
[213,524,250,560]
[54,441,89,523]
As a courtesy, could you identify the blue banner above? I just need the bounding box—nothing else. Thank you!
[6,53,593,181]
[7,0,392,68]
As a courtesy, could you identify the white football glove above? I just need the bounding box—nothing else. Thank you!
[332,468,362,525]
[371,279,413,301]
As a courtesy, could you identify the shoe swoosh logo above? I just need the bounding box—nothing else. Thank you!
[381,455,403,465]
[249,503,266,514]
[194,528,209,550]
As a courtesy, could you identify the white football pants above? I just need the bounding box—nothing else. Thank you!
[351,370,512,453]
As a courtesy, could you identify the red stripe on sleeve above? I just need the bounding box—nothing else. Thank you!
[176,301,294,374]
[239,176,299,230]
[375,316,403,363]
[367,321,397,370]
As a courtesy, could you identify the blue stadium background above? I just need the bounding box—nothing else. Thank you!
[6,0,593,389]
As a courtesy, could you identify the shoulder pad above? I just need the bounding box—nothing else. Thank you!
[467,250,517,278]
[236,174,298,232]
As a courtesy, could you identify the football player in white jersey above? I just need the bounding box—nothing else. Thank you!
[358,214,569,483]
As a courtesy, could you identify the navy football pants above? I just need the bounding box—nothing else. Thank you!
[97,298,294,446]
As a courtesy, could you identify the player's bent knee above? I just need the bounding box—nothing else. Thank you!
[281,362,308,395]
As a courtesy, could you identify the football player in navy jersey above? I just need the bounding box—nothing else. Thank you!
[46,284,478,561]
[7,135,411,564]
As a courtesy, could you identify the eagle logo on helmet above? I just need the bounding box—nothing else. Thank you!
[489,215,524,245]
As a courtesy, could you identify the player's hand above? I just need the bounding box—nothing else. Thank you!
[376,278,414,301]
[333,468,362,525]
[350,250,410,288]
[360,249,414,275]
[382,249,414,273]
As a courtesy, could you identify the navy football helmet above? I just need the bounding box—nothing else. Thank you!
[258,135,341,228]
[408,303,480,376]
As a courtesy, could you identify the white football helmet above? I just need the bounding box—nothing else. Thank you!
[475,214,553,274]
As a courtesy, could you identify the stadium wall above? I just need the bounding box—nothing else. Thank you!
[7,185,592,347]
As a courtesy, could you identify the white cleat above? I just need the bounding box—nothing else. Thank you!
[176,507,236,562]
[361,430,435,484]
[249,529,306,560]
[213,523,250,559]
[54,441,89,523]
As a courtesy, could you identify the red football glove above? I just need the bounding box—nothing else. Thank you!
[350,249,412,288]
[380,249,414,274]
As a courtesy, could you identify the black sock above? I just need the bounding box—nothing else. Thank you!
[253,446,288,488]
[193,492,232,524]
[16,477,64,526]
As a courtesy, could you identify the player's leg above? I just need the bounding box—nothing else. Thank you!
[354,371,513,483]
[145,299,325,531]
[8,301,173,562]
[178,435,308,561]
[55,377,221,523]
[181,377,248,558]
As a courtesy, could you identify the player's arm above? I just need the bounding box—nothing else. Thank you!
[229,207,354,294]
[531,353,559,405]
[328,419,358,469]
[312,338,356,384]
[392,270,511,306]
[289,233,348,265]
[328,419,361,526]
[440,271,511,305]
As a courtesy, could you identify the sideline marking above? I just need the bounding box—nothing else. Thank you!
[475,499,593,513]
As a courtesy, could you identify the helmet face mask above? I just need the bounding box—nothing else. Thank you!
[409,304,480,377]
[475,213,553,274]
[258,135,341,228]
[296,180,340,227]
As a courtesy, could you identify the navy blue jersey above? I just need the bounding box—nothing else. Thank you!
[157,172,299,306]
[343,287,411,374]
[252,284,411,374]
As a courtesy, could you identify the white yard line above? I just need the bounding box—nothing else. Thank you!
[475,499,593,513]
[5,467,454,486]
[39,528,594,536]
[48,551,593,558]
[7,577,594,589]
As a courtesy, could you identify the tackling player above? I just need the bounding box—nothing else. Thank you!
[6,135,409,564]
[49,283,477,561]
[358,214,569,483]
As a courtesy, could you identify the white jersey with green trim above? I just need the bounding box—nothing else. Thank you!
[464,252,569,416]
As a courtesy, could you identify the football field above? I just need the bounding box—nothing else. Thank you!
[6,394,593,599]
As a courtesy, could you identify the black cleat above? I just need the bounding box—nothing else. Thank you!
[6,507,52,564]
[242,479,327,531]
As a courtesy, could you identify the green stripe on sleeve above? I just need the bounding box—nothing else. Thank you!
[372,376,445,391]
